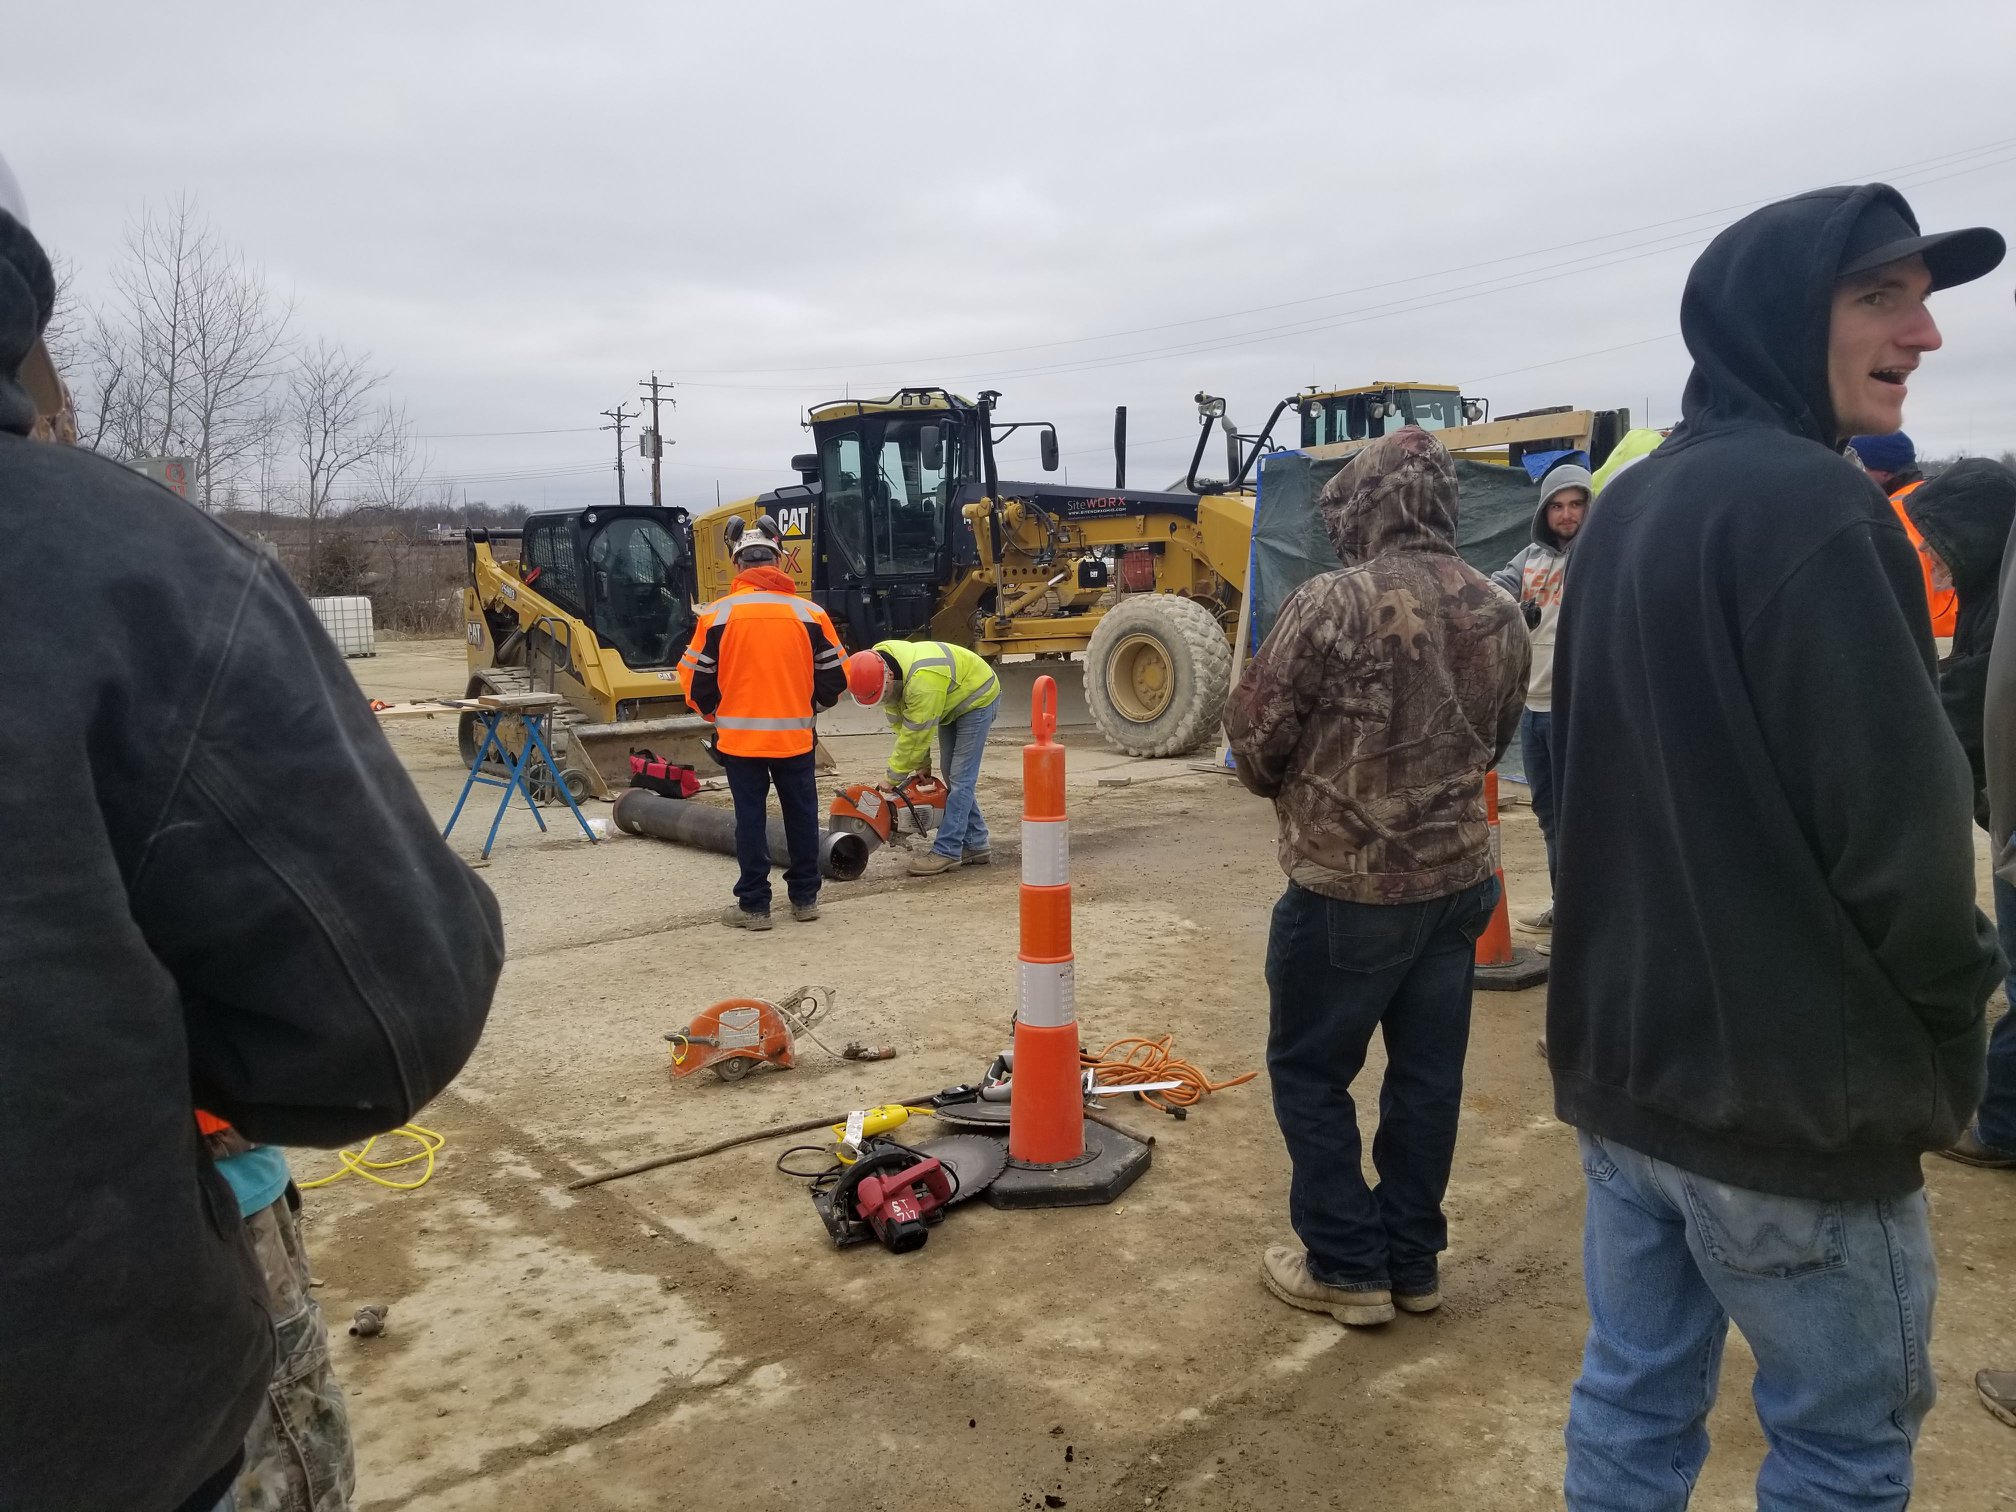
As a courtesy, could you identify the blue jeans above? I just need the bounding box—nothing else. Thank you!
[717,750,820,912]
[1521,708,1557,886]
[931,699,998,859]
[1264,877,1497,1293]
[1976,874,2016,1149]
[1566,1132,1936,1511]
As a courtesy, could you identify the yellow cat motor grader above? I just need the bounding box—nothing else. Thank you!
[461,504,718,800]
[689,387,1256,757]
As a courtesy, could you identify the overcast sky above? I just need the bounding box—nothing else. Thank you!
[9,0,2016,513]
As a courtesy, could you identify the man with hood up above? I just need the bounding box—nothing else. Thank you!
[1226,426,1528,1328]
[1547,185,2004,1507]
[1908,458,2016,1173]
[0,158,506,1512]
[1491,460,1593,929]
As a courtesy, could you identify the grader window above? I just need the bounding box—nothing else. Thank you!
[820,432,870,579]
[874,425,947,577]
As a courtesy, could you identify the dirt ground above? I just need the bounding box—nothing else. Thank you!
[300,638,2016,1511]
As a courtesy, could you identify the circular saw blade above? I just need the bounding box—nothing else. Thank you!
[899,1133,1008,1204]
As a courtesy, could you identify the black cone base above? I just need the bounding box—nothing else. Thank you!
[982,1118,1153,1210]
[1474,948,1549,991]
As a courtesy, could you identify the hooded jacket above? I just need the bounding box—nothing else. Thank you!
[1490,463,1592,711]
[1226,427,1529,904]
[0,209,504,1511]
[1906,459,2016,824]
[1547,184,1999,1201]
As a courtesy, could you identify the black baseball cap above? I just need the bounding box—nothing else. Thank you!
[1838,194,2005,290]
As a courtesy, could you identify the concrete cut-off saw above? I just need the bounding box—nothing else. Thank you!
[666,985,835,1083]
[827,774,948,851]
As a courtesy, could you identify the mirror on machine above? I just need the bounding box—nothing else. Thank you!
[919,423,943,473]
[790,452,820,481]
[1040,428,1059,472]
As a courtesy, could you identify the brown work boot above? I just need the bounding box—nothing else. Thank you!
[1978,1370,2016,1427]
[1261,1246,1395,1326]
[1939,1128,2016,1169]
[791,900,821,923]
[907,850,959,877]
[961,847,992,866]
[720,905,773,931]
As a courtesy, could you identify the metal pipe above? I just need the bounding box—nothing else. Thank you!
[1113,404,1127,488]
[612,790,869,881]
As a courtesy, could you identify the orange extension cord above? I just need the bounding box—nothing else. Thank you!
[1081,1034,1258,1114]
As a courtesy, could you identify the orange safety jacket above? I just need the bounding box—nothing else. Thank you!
[1890,480,1958,638]
[679,566,847,757]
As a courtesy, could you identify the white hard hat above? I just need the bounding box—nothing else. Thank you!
[727,513,786,562]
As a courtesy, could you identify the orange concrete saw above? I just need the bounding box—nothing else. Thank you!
[827,774,949,851]
[665,986,836,1083]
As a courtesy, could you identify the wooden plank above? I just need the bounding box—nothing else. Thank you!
[1302,411,1595,465]
[477,692,564,709]
[371,699,473,720]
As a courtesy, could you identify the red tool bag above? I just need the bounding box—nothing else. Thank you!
[628,749,701,799]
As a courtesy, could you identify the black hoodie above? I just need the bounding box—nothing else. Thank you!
[0,213,504,1509]
[1547,184,1999,1200]
[1906,458,2016,823]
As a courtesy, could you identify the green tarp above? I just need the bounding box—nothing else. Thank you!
[1248,450,1539,645]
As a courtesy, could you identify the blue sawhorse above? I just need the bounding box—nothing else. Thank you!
[442,693,600,860]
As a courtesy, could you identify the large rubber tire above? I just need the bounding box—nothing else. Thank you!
[1083,595,1233,757]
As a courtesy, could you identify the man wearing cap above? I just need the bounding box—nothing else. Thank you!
[1848,430,1957,635]
[679,514,848,928]
[0,157,503,1512]
[1548,186,2004,1505]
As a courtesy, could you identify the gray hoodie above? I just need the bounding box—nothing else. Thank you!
[1490,463,1593,712]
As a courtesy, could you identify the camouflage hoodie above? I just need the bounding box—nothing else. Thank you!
[1226,427,1530,904]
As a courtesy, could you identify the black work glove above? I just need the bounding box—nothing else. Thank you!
[1520,598,1542,630]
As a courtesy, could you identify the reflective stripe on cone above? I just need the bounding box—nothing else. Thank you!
[1010,675,1086,1166]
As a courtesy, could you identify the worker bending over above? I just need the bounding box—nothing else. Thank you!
[681,515,847,928]
[845,640,1001,876]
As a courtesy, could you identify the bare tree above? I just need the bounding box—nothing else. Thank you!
[289,339,388,585]
[78,196,292,509]
[361,404,429,513]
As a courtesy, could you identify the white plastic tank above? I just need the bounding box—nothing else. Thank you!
[308,595,377,658]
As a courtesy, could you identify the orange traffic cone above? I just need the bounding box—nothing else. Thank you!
[1474,770,1548,991]
[989,676,1151,1208]
[1008,675,1083,1167]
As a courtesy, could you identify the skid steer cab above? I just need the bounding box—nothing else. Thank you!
[463,504,720,802]
[689,387,1253,758]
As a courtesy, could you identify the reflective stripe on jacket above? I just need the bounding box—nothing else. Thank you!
[877,638,1000,775]
[1889,480,1958,638]
[680,567,846,757]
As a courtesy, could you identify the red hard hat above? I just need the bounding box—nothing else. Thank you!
[845,650,889,706]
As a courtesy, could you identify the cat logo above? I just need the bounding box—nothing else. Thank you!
[775,504,811,538]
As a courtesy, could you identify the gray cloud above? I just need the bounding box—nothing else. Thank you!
[10,0,2015,511]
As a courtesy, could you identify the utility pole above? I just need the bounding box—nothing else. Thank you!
[638,373,675,508]
[600,402,638,505]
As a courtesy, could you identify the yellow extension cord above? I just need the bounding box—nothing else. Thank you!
[296,1124,445,1191]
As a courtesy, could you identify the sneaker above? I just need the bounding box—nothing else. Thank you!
[907,850,959,877]
[720,905,773,931]
[1260,1246,1394,1327]
[791,900,821,923]
[1394,1288,1441,1315]
[1938,1127,2016,1169]
[1978,1369,2016,1427]
[962,847,992,866]
[1536,938,1552,957]
[1516,905,1553,934]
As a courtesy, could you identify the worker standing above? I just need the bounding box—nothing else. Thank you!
[843,640,1001,876]
[1226,426,1529,1327]
[0,156,503,1512]
[1548,186,2003,1505]
[1490,460,1594,945]
[680,515,847,928]
[1849,431,1957,635]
